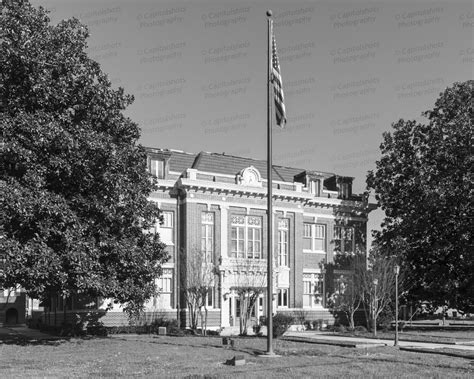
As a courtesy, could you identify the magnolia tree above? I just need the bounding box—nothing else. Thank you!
[181,248,216,335]
[231,259,266,336]
[1,2,168,316]
[367,80,473,312]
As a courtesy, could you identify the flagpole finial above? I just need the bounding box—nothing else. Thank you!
[266,10,272,17]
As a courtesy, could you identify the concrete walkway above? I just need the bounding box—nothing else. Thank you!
[283,331,474,352]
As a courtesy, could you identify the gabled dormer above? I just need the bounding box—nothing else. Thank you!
[147,149,172,179]
[294,170,326,197]
[337,176,353,199]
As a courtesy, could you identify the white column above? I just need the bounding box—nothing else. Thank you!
[221,278,232,328]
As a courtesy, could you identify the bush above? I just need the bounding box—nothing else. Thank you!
[333,324,347,333]
[86,321,107,336]
[292,310,308,325]
[149,317,179,334]
[106,318,180,335]
[354,325,367,333]
[272,313,295,338]
[377,308,394,332]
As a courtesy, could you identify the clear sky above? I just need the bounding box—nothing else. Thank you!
[32,0,474,247]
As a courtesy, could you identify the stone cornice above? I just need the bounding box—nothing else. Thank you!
[178,178,313,202]
[177,177,377,213]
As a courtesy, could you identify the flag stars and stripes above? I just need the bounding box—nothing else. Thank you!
[272,33,287,128]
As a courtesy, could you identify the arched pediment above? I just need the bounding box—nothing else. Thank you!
[236,166,262,187]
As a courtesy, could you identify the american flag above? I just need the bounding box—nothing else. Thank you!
[272,33,287,127]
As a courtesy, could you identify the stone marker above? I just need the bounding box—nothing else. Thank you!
[158,327,166,335]
[227,355,245,366]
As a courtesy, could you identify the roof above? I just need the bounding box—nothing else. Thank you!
[144,147,343,184]
[192,151,307,182]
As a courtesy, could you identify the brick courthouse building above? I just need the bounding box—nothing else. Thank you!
[41,147,375,330]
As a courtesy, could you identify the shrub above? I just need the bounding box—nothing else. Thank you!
[272,313,295,338]
[86,321,107,336]
[354,325,367,333]
[292,309,308,325]
[333,324,347,333]
[253,323,262,335]
[150,317,179,334]
[377,308,394,332]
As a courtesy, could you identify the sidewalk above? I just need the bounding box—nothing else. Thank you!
[283,331,474,354]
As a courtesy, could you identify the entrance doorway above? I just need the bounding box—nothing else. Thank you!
[229,297,241,327]
[6,308,19,325]
[229,295,265,328]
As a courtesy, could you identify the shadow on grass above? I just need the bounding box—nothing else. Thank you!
[0,335,69,346]
[0,332,107,346]
[111,334,273,357]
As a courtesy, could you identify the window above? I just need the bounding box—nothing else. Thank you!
[334,226,354,254]
[303,273,323,308]
[201,212,214,263]
[206,288,214,308]
[235,298,241,318]
[150,158,165,179]
[277,288,288,307]
[231,216,262,259]
[340,182,351,199]
[156,211,174,245]
[309,180,320,196]
[162,212,173,228]
[3,287,19,297]
[278,219,289,267]
[303,223,326,252]
[154,269,173,309]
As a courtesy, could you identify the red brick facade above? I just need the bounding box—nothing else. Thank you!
[39,148,375,330]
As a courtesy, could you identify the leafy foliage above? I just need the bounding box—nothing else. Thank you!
[0,2,168,314]
[271,313,295,338]
[367,80,473,312]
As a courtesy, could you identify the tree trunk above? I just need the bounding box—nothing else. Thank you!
[349,311,355,330]
[198,307,204,335]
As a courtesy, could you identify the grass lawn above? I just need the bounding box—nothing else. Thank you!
[1,334,473,378]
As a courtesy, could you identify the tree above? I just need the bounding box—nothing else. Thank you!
[325,251,366,330]
[231,259,266,336]
[0,2,168,315]
[182,247,216,335]
[359,249,399,336]
[367,80,473,312]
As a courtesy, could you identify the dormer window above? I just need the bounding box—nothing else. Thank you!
[309,180,320,196]
[340,182,351,199]
[150,158,165,179]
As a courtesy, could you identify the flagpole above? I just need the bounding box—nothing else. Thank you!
[266,9,274,356]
